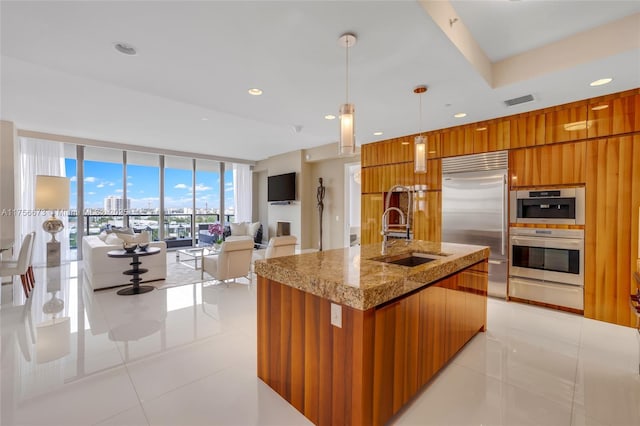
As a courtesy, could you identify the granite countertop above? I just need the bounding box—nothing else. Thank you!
[254,240,490,310]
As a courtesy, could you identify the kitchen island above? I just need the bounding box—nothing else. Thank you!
[255,240,489,426]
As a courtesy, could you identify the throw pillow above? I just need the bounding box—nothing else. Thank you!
[247,222,261,238]
[230,222,247,236]
[112,227,135,237]
[105,233,124,246]
[117,231,150,244]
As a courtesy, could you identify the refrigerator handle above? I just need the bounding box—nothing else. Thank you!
[501,175,506,256]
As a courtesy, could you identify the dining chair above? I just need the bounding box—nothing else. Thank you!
[26,231,36,291]
[0,232,35,297]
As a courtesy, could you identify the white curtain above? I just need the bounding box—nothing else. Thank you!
[233,164,252,223]
[18,138,68,266]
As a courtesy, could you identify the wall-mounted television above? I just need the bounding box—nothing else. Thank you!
[268,172,296,203]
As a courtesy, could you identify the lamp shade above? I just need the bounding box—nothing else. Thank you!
[414,135,427,173]
[339,103,355,155]
[35,176,70,210]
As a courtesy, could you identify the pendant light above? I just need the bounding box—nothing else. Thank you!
[338,33,357,156]
[414,85,428,174]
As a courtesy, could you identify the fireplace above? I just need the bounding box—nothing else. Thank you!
[276,221,290,237]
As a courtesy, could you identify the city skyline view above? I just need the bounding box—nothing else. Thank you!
[65,159,236,212]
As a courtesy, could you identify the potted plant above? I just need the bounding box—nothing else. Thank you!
[208,222,224,248]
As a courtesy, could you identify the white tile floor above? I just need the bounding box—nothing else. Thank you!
[1,260,639,426]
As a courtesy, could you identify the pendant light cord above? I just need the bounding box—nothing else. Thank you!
[419,92,422,134]
[345,39,350,103]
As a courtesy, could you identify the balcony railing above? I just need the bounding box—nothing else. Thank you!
[68,213,236,249]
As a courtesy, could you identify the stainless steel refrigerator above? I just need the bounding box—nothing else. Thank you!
[442,151,508,298]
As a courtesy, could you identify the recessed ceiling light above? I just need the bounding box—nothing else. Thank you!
[454,112,467,118]
[373,131,383,136]
[201,117,209,121]
[114,42,137,56]
[324,114,336,120]
[590,78,612,87]
[591,105,609,111]
[248,88,263,96]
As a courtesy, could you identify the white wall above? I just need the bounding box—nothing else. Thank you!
[253,143,360,250]
[252,169,268,243]
[308,154,361,250]
[254,150,304,247]
[0,120,17,241]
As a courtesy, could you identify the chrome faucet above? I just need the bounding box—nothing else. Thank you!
[381,185,413,253]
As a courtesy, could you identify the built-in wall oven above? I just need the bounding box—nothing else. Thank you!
[511,187,585,225]
[509,228,584,310]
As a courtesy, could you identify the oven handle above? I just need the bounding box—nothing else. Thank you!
[511,236,584,249]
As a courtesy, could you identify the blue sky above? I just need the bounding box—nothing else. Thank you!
[65,159,235,211]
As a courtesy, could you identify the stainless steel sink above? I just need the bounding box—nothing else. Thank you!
[370,251,451,267]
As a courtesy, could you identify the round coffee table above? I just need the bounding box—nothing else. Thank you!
[107,247,161,295]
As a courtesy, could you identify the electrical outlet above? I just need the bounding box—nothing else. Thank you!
[330,303,342,328]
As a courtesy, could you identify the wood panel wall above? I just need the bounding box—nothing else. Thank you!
[257,260,488,426]
[361,88,640,327]
[584,136,640,326]
[508,141,587,188]
[361,132,443,246]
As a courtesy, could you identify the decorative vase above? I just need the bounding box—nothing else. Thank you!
[123,242,138,253]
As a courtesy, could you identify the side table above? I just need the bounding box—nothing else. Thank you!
[107,247,161,295]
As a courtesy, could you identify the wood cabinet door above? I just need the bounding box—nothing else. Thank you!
[414,158,442,191]
[509,142,587,188]
[362,138,413,167]
[472,120,511,153]
[584,135,640,327]
[361,193,384,245]
[545,103,588,144]
[510,112,545,148]
[412,191,441,242]
[588,93,640,138]
[441,125,474,157]
[361,162,415,194]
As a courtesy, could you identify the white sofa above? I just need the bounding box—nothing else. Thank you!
[224,222,263,247]
[82,235,167,290]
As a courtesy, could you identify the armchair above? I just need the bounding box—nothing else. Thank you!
[253,235,297,262]
[223,222,263,248]
[201,238,254,285]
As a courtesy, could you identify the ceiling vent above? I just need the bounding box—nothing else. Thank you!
[504,94,535,107]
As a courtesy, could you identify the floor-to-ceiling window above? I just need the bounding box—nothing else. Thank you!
[64,144,78,253]
[224,163,235,223]
[83,146,124,234]
[52,140,251,254]
[195,159,220,222]
[195,160,220,246]
[127,151,160,240]
[164,156,194,246]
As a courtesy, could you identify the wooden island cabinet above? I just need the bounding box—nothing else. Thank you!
[256,241,489,426]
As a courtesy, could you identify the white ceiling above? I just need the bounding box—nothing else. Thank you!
[1,1,639,163]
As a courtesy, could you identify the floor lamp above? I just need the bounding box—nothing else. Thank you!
[35,175,70,267]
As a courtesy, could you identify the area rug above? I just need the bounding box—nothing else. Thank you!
[152,253,207,290]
